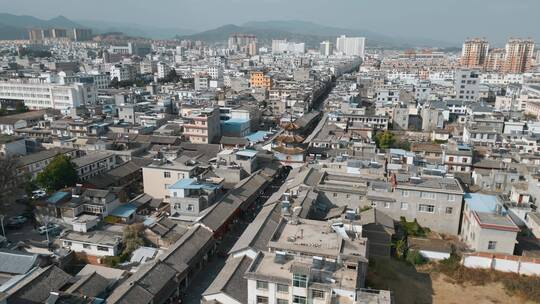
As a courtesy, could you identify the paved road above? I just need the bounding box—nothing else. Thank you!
[182,168,290,304]
[182,220,246,304]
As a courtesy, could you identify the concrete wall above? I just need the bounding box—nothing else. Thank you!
[462,252,540,276]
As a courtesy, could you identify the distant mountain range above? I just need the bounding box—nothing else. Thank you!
[75,19,195,40]
[0,13,457,48]
[0,13,82,39]
[177,20,458,49]
[0,13,195,40]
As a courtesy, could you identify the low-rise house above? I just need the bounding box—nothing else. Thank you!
[57,188,121,220]
[0,135,26,157]
[0,109,57,135]
[16,147,79,179]
[366,177,465,235]
[142,158,202,201]
[73,151,117,181]
[169,178,223,221]
[60,230,122,259]
[443,142,473,173]
[525,212,540,240]
[461,193,519,255]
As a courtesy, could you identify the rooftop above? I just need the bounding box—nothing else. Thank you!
[61,231,121,246]
[168,178,219,191]
[109,203,138,218]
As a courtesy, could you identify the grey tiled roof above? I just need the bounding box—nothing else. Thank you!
[202,255,252,303]
[66,272,109,298]
[0,250,39,275]
[8,266,72,304]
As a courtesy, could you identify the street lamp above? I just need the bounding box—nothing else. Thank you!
[0,215,5,239]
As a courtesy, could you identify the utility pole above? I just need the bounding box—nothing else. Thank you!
[0,215,5,239]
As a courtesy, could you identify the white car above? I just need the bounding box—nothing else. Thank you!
[32,190,47,199]
[37,223,59,235]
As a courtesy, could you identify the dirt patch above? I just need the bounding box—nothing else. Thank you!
[366,258,536,304]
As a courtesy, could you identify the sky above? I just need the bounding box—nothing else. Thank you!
[1,0,538,44]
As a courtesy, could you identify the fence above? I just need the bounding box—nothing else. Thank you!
[462,252,540,276]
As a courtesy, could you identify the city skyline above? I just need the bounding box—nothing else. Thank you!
[0,0,539,44]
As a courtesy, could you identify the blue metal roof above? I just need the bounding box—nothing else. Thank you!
[464,193,499,213]
[46,191,70,204]
[236,149,258,158]
[110,203,137,218]
[222,118,250,124]
[168,178,219,190]
[245,131,270,143]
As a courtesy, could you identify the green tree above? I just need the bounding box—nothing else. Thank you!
[122,223,144,255]
[374,131,395,149]
[15,102,28,113]
[36,155,78,192]
[110,77,119,89]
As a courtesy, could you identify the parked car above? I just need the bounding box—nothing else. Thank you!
[32,190,47,200]
[8,216,27,225]
[37,223,60,235]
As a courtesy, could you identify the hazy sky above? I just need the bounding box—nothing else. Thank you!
[1,0,538,44]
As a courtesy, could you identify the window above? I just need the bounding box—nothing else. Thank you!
[402,190,409,197]
[401,202,408,210]
[64,241,72,246]
[256,296,269,304]
[97,246,109,252]
[187,204,194,211]
[448,194,455,202]
[83,244,91,249]
[418,204,435,213]
[293,296,306,304]
[292,273,307,288]
[312,290,325,299]
[445,207,453,214]
[277,284,289,293]
[163,171,171,178]
[256,280,268,290]
[277,299,288,304]
[384,202,391,208]
[488,241,497,250]
[420,192,436,200]
[164,184,170,190]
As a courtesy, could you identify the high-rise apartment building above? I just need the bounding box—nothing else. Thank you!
[484,48,506,72]
[271,40,305,54]
[503,38,535,74]
[319,41,333,57]
[228,34,257,55]
[71,28,93,41]
[336,35,366,58]
[460,38,489,69]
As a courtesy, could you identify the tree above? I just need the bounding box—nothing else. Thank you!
[15,102,28,114]
[122,223,144,254]
[0,157,19,213]
[110,77,119,89]
[36,155,78,192]
[374,131,395,149]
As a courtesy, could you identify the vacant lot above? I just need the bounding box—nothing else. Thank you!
[366,258,536,304]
